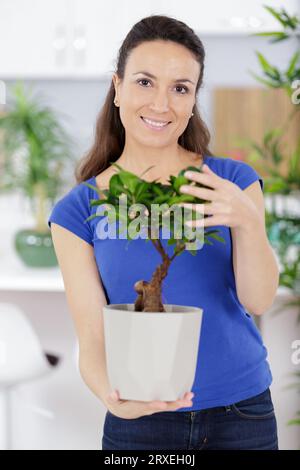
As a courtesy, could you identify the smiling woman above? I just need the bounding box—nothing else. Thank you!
[48,14,279,451]
[106,38,203,178]
[74,16,212,184]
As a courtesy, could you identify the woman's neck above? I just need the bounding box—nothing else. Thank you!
[114,149,203,182]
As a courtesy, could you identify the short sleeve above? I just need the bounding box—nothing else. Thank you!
[48,185,93,246]
[229,159,264,192]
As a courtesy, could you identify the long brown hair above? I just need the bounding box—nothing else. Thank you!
[75,14,214,183]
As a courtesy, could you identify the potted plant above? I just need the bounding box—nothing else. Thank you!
[0,81,74,267]
[238,4,300,430]
[83,162,225,401]
[246,5,300,318]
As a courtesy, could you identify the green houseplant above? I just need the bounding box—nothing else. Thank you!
[242,129,300,316]
[0,81,74,267]
[83,162,225,401]
[247,4,300,320]
[240,4,300,430]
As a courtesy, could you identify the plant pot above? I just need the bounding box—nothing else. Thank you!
[14,228,58,268]
[103,303,203,401]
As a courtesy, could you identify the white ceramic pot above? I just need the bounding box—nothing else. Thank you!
[103,303,203,401]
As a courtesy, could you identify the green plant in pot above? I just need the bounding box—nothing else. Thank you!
[0,82,73,267]
[239,130,300,320]
[239,4,300,430]
[245,5,300,321]
[82,162,225,401]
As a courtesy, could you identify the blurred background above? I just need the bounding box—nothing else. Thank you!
[0,0,299,450]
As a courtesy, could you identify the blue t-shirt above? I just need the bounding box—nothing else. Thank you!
[48,155,272,411]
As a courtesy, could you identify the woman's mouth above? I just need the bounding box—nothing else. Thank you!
[140,116,171,131]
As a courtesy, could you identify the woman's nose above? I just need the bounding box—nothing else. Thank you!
[149,93,169,112]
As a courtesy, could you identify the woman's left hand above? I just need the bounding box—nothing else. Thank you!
[179,163,261,230]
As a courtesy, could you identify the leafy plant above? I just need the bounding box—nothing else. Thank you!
[255,6,300,42]
[249,6,300,97]
[83,162,225,312]
[236,127,300,195]
[246,4,300,430]
[282,371,300,431]
[0,81,74,232]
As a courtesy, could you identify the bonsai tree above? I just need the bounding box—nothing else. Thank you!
[83,162,225,313]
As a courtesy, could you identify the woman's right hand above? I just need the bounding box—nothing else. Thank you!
[106,390,194,419]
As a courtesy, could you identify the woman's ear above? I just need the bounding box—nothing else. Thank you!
[112,73,119,92]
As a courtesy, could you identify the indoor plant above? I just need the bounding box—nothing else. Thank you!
[83,163,225,401]
[247,5,300,322]
[0,81,74,267]
[242,4,300,430]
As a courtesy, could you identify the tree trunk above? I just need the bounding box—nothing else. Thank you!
[134,256,171,312]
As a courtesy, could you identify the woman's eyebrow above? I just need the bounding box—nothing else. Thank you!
[132,71,195,85]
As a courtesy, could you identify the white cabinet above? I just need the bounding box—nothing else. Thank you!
[0,0,298,79]
[0,0,121,78]
[68,0,117,78]
[0,0,71,77]
[178,0,300,35]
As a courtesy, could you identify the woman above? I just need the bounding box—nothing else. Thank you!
[48,15,280,450]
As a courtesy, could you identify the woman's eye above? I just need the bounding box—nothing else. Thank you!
[137,79,188,94]
[138,79,151,87]
[175,85,189,94]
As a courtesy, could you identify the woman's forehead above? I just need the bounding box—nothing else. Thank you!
[126,42,200,79]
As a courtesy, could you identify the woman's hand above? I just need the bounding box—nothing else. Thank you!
[179,164,261,230]
[106,390,194,419]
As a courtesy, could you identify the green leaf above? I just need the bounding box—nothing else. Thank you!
[109,173,125,197]
[167,238,178,246]
[152,185,165,197]
[252,31,289,43]
[134,180,152,199]
[249,71,279,88]
[90,198,111,207]
[181,165,203,174]
[206,233,226,243]
[168,194,196,205]
[84,213,102,223]
[138,165,156,179]
[153,194,172,204]
[173,174,189,194]
[255,52,279,78]
[287,419,300,426]
[286,51,300,79]
[264,6,290,28]
[109,162,124,172]
[118,171,140,193]
[263,128,283,146]
[264,178,289,193]
[186,249,198,256]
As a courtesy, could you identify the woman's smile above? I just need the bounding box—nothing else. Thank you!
[140,116,171,131]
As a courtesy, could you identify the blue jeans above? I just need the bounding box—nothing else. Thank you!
[101,387,279,450]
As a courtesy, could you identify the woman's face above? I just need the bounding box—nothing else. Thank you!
[113,40,200,148]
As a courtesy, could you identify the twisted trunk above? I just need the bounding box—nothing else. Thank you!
[134,232,186,312]
[134,256,171,312]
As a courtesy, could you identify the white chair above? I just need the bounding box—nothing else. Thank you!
[0,302,61,450]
